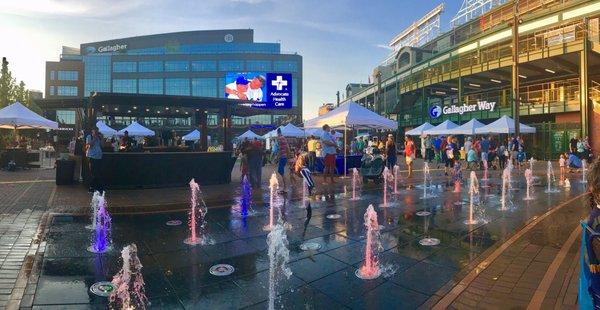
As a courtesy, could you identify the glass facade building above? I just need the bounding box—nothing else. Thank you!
[74,29,302,127]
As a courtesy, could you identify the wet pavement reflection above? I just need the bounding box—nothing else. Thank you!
[33,169,586,309]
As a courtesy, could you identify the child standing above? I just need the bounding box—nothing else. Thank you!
[559,154,566,179]
[240,153,249,180]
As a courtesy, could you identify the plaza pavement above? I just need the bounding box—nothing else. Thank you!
[0,159,588,309]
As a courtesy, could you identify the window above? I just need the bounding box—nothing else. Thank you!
[138,61,163,72]
[165,61,189,72]
[49,86,55,96]
[219,60,244,71]
[57,71,78,81]
[191,60,217,71]
[50,71,55,80]
[112,61,137,72]
[56,110,76,125]
[192,78,217,97]
[293,78,298,107]
[57,86,78,96]
[246,60,271,71]
[139,79,163,94]
[84,55,111,95]
[112,79,137,93]
[273,61,298,72]
[165,78,189,96]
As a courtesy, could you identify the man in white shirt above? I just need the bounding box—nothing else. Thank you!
[246,75,265,101]
[225,76,249,100]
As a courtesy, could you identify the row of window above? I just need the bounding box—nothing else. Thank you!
[112,60,298,73]
[111,78,297,106]
[49,86,78,96]
[49,70,79,81]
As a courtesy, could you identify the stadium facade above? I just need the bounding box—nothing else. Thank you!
[343,0,600,158]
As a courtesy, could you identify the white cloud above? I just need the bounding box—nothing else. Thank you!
[3,0,146,17]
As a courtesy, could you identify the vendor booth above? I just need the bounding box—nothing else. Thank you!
[304,102,397,175]
[0,102,58,169]
[405,122,434,136]
[35,93,273,188]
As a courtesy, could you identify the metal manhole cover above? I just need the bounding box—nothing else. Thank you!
[209,264,235,276]
[166,220,182,226]
[90,281,115,297]
[299,242,322,251]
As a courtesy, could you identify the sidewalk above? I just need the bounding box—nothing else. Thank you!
[427,193,587,309]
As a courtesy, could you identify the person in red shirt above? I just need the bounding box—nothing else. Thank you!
[404,136,415,178]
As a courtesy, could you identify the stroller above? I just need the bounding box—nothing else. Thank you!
[360,148,385,184]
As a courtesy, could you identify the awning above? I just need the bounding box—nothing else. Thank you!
[117,121,155,137]
[405,122,435,136]
[304,102,396,130]
[423,120,458,135]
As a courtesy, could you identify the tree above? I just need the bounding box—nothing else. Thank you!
[0,57,16,108]
[15,81,27,104]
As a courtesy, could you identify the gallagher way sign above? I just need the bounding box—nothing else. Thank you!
[430,100,496,118]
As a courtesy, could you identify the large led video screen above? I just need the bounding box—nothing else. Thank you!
[225,72,292,109]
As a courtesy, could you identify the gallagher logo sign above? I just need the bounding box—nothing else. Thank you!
[429,105,442,118]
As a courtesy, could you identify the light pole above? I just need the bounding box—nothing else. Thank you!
[512,0,521,137]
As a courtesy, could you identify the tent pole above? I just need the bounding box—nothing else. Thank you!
[344,125,347,178]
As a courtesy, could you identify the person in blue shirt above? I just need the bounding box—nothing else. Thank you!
[85,126,103,193]
[480,136,490,166]
[568,152,582,171]
[467,148,478,170]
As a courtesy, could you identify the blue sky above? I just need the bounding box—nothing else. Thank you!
[0,0,462,119]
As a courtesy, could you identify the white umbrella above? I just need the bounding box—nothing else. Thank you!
[474,115,536,134]
[423,120,458,135]
[237,130,263,140]
[182,129,200,141]
[405,122,434,136]
[448,119,486,135]
[0,102,58,129]
[117,121,155,137]
[96,121,117,137]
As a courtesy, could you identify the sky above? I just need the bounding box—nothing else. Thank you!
[0,0,463,119]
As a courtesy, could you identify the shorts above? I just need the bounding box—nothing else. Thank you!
[324,154,336,167]
[481,152,488,162]
[405,155,414,165]
[277,157,288,176]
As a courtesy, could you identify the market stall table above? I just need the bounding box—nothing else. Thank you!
[314,155,362,175]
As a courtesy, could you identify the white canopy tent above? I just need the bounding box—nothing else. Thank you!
[474,115,536,134]
[236,129,263,140]
[448,118,486,135]
[304,102,397,130]
[423,120,458,135]
[405,122,435,136]
[117,121,155,137]
[304,102,397,176]
[96,121,117,137]
[0,102,58,130]
[263,123,305,139]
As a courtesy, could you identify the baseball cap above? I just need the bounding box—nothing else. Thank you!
[236,76,249,85]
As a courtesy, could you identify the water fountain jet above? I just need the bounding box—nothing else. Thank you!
[87,194,111,253]
[267,221,292,310]
[356,205,382,279]
[109,244,148,309]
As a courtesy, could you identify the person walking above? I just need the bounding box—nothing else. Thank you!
[404,136,416,178]
[385,134,397,170]
[276,128,290,193]
[85,126,103,193]
[320,124,337,184]
[247,137,264,188]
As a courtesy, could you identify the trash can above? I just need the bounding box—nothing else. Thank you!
[56,160,75,185]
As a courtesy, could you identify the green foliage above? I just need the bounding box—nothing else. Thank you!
[0,57,35,109]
